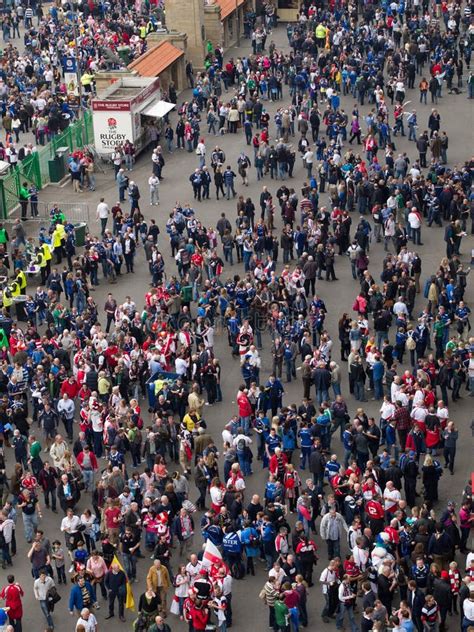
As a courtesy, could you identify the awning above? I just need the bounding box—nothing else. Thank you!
[143,101,175,118]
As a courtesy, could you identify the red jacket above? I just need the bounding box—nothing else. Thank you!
[269,452,288,475]
[237,392,253,417]
[76,450,98,471]
[189,605,209,631]
[60,379,80,399]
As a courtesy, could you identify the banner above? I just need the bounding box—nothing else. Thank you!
[202,540,223,567]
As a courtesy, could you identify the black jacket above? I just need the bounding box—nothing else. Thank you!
[433,577,452,608]
[309,449,326,475]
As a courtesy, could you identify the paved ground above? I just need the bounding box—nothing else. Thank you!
[5,24,474,632]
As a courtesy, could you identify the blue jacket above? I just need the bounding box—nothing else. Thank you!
[69,581,96,612]
[372,360,385,381]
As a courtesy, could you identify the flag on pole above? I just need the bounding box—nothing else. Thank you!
[112,555,136,611]
[202,540,223,567]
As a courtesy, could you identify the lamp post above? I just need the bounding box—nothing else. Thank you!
[236,0,241,47]
[71,16,84,121]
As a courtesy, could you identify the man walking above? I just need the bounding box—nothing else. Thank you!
[320,507,348,559]
[96,198,109,236]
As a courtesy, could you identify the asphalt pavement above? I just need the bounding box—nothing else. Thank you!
[3,23,474,632]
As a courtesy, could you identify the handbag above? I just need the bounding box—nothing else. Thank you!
[170,595,181,616]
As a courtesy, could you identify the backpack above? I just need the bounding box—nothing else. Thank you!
[237,437,246,451]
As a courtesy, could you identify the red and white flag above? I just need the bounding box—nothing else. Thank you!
[202,540,223,568]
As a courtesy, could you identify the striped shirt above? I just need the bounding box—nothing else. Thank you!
[421,602,439,624]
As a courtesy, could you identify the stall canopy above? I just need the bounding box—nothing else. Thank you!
[143,101,175,118]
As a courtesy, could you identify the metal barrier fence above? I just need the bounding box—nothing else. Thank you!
[36,201,91,224]
[0,111,94,219]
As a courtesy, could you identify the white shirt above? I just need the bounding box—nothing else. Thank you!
[76,613,98,632]
[408,211,422,228]
[96,202,109,219]
[148,175,159,189]
[186,561,203,584]
[411,406,427,424]
[380,401,395,421]
[61,514,81,533]
[393,301,408,316]
[463,599,474,621]
[232,434,252,448]
[412,389,425,407]
[319,567,337,594]
[383,487,401,511]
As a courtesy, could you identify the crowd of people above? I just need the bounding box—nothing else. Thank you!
[0,1,473,632]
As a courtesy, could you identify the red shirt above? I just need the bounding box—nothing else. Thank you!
[61,379,80,399]
[104,506,121,529]
[104,345,119,368]
[0,583,23,619]
[284,589,300,609]
[365,500,384,520]
[189,605,209,631]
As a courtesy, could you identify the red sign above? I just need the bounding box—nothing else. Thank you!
[131,78,161,107]
[92,100,131,112]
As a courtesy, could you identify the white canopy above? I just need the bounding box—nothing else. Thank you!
[143,100,175,118]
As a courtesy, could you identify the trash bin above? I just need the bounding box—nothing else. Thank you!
[74,222,88,247]
[13,296,28,322]
[117,45,131,64]
[48,154,66,182]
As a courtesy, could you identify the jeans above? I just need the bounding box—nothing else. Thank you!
[23,511,38,542]
[224,247,234,265]
[300,446,312,469]
[82,469,94,492]
[313,472,324,494]
[122,552,137,580]
[240,416,251,435]
[285,358,296,382]
[354,381,366,401]
[327,539,340,559]
[39,600,54,628]
[225,183,236,199]
[237,450,251,476]
[412,227,422,244]
[316,388,329,405]
[337,603,359,632]
[443,446,456,473]
[374,378,384,399]
[93,431,103,458]
[376,330,387,349]
[44,488,57,510]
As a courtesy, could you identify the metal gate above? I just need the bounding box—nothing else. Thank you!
[17,152,42,190]
[0,169,20,219]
